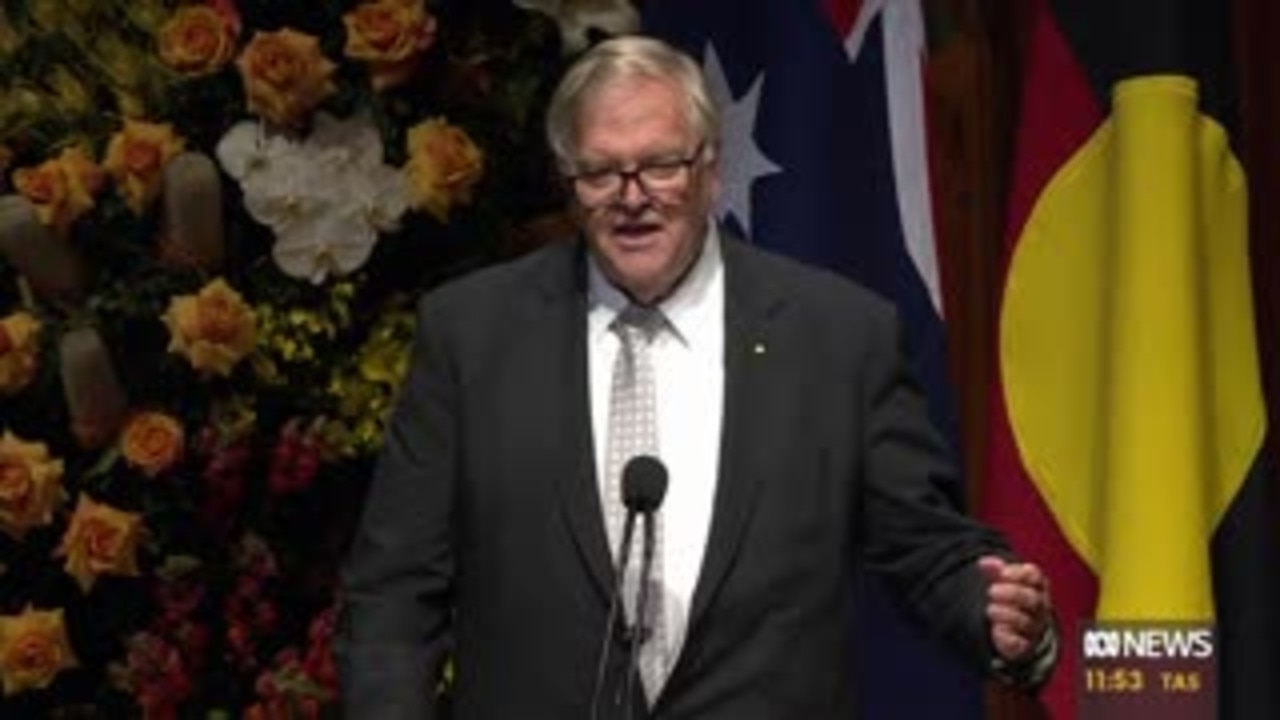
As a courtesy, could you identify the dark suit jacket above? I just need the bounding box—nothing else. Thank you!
[337,236,1011,719]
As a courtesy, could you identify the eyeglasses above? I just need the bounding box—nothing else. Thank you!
[566,143,706,208]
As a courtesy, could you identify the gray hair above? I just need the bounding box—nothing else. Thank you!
[545,35,720,172]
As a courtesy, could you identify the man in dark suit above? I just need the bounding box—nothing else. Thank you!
[337,35,1055,719]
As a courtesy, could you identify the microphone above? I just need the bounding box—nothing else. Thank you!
[590,455,669,720]
[622,456,667,514]
[622,457,666,720]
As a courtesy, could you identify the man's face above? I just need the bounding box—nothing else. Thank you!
[570,74,719,304]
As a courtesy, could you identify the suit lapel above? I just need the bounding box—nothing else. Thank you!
[687,238,790,631]
[536,236,793,620]
[535,243,617,602]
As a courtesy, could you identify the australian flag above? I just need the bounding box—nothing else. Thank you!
[644,1,981,718]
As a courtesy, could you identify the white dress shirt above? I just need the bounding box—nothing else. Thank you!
[588,225,725,677]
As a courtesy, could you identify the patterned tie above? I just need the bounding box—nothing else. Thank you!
[604,304,667,703]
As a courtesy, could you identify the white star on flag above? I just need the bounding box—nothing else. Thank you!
[702,43,783,237]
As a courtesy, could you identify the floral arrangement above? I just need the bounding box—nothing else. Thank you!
[0,0,631,715]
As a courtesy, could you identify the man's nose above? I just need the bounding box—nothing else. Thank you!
[616,174,649,208]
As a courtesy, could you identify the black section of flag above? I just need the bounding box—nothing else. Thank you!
[1211,452,1280,720]
[1046,0,1237,132]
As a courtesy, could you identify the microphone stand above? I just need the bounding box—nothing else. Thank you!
[590,510,638,720]
[590,454,667,720]
[624,509,658,720]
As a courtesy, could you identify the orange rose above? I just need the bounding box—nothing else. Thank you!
[0,607,77,695]
[0,432,64,541]
[103,120,186,215]
[236,28,338,128]
[120,411,185,478]
[343,0,438,91]
[162,278,258,377]
[12,161,71,228]
[59,147,107,201]
[404,117,485,223]
[157,5,238,76]
[55,494,143,593]
[0,312,41,395]
[11,147,104,232]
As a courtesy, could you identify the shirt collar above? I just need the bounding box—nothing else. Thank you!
[588,222,723,347]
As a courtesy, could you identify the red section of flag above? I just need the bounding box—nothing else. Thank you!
[1001,0,1101,240]
[822,0,863,39]
[982,0,1105,716]
[986,392,1097,717]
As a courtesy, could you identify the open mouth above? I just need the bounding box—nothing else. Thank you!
[610,220,664,244]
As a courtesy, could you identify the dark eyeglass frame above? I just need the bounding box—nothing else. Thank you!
[565,142,707,207]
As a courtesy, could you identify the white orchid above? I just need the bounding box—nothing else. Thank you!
[513,0,638,53]
[307,112,386,175]
[215,113,411,284]
[272,206,375,285]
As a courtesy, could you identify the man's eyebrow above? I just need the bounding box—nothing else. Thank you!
[578,149,691,167]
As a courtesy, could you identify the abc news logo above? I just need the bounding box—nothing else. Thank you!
[1081,626,1215,660]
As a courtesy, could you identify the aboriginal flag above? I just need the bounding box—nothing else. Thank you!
[981,0,1279,718]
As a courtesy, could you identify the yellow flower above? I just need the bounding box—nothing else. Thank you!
[28,0,70,34]
[45,65,95,117]
[11,147,105,232]
[102,119,185,215]
[120,411,185,478]
[113,90,149,121]
[236,28,338,128]
[157,5,238,77]
[0,431,64,541]
[0,87,51,143]
[0,606,77,696]
[343,0,438,92]
[89,31,166,118]
[162,278,258,377]
[404,117,485,223]
[0,312,41,395]
[55,494,143,593]
[356,310,412,385]
[210,394,258,442]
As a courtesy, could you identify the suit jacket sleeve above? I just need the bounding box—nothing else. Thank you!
[856,303,1009,671]
[336,293,458,719]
